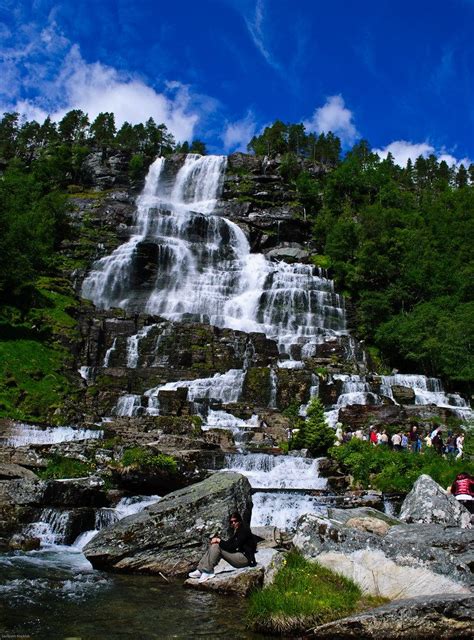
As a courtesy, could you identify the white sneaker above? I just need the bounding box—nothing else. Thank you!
[188,569,202,579]
[198,571,214,583]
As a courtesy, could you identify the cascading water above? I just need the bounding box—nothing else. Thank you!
[224,453,328,529]
[324,373,473,426]
[82,154,347,357]
[380,374,471,418]
[1,424,103,447]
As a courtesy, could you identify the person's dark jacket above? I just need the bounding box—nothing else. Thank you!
[219,521,257,565]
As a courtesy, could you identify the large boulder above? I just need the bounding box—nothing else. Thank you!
[293,513,473,598]
[0,463,38,480]
[84,471,252,575]
[312,593,474,639]
[399,474,471,529]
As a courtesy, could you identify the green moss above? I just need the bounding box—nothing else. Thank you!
[247,550,385,634]
[0,277,81,422]
[242,367,271,405]
[67,189,110,200]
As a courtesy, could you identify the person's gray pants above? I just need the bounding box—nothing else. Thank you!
[197,543,249,573]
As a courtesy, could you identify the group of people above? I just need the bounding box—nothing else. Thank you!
[335,422,465,458]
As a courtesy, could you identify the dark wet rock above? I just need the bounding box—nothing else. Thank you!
[317,458,341,477]
[338,404,457,429]
[390,385,416,405]
[265,244,310,262]
[84,472,252,576]
[293,513,474,597]
[9,533,41,551]
[275,368,313,410]
[42,477,108,508]
[399,474,471,529]
[312,593,474,639]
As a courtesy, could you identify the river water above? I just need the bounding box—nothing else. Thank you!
[0,548,261,639]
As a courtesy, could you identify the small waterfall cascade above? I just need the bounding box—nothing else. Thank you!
[25,495,161,550]
[202,410,260,448]
[144,369,246,417]
[25,508,73,546]
[114,394,143,417]
[126,324,156,368]
[380,374,470,411]
[324,373,473,427]
[103,338,117,367]
[1,424,103,447]
[333,374,379,407]
[223,451,328,530]
[82,154,347,358]
[225,453,327,490]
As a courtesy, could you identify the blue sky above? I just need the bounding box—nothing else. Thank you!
[1,0,473,165]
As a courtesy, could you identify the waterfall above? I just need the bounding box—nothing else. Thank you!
[114,394,142,417]
[144,369,245,416]
[103,338,117,367]
[2,424,103,447]
[225,453,327,490]
[82,154,347,358]
[380,374,470,412]
[126,324,156,368]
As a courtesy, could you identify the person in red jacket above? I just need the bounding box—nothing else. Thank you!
[450,472,474,514]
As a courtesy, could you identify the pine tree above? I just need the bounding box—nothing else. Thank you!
[293,397,335,456]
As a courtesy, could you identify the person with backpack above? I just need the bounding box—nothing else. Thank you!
[188,511,257,582]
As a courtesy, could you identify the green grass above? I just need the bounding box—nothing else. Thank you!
[329,438,474,493]
[0,338,72,421]
[0,278,80,422]
[247,550,384,635]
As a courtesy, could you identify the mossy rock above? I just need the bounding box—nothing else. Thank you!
[241,367,271,406]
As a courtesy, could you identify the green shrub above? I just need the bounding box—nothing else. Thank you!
[39,455,93,479]
[247,550,383,634]
[119,446,177,473]
[329,438,474,492]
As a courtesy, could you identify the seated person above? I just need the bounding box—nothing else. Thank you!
[188,511,257,582]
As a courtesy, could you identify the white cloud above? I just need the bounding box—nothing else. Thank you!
[222,111,257,152]
[0,20,209,143]
[244,0,281,72]
[304,95,359,146]
[374,140,472,168]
